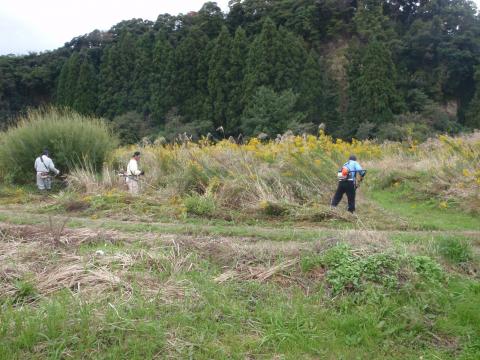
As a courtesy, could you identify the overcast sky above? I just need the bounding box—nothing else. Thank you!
[1,0,480,55]
[0,0,230,55]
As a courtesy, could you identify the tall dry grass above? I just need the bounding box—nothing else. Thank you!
[104,132,383,211]
[366,131,480,213]
[66,131,479,214]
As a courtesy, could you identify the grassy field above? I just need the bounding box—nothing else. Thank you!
[1,131,479,359]
[0,186,479,359]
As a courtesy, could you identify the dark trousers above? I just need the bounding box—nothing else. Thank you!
[331,181,356,213]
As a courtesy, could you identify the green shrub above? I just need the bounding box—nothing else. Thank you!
[0,108,118,184]
[260,201,288,216]
[113,111,156,144]
[410,256,444,282]
[320,245,406,294]
[183,193,216,217]
[300,255,323,272]
[13,279,37,303]
[437,236,473,265]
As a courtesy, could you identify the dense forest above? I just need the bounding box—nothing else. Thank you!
[1,0,480,142]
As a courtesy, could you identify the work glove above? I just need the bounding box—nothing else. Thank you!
[140,170,145,176]
[56,170,60,175]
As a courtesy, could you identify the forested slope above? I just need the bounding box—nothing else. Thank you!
[1,0,480,142]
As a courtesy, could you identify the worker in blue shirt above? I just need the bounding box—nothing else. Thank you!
[331,155,366,213]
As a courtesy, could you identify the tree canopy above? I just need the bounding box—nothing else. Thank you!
[1,0,480,141]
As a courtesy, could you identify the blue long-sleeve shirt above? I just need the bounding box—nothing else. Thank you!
[343,160,365,183]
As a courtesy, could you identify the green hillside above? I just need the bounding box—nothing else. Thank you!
[1,0,480,141]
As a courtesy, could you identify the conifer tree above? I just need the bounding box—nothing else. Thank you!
[151,33,176,124]
[73,55,97,115]
[298,51,339,132]
[465,66,480,129]
[64,53,81,107]
[342,0,400,138]
[98,31,136,118]
[354,0,390,41]
[243,18,279,101]
[226,27,249,133]
[347,39,398,133]
[174,27,210,122]
[207,26,232,129]
[56,59,70,106]
[132,32,155,114]
[244,18,307,104]
[275,27,307,92]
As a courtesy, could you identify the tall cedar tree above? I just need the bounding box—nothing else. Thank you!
[226,27,249,133]
[132,32,155,115]
[174,27,210,122]
[355,0,389,41]
[151,33,176,124]
[243,18,307,105]
[73,55,97,115]
[64,53,81,107]
[56,59,70,106]
[298,51,340,132]
[344,0,399,137]
[465,66,480,129]
[207,26,232,129]
[347,39,398,132]
[98,31,137,118]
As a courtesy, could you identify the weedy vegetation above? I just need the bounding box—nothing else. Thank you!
[0,110,479,359]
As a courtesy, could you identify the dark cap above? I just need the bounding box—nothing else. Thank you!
[42,148,49,156]
[349,154,357,161]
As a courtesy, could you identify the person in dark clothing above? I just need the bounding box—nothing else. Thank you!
[331,155,366,213]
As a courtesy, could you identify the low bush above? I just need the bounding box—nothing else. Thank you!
[183,193,216,217]
[0,108,118,183]
[312,245,445,295]
[13,279,37,304]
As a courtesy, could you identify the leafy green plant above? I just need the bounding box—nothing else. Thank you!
[321,245,396,294]
[410,256,444,282]
[316,244,444,294]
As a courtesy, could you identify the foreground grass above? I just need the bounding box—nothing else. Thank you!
[1,231,479,359]
[1,168,478,358]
